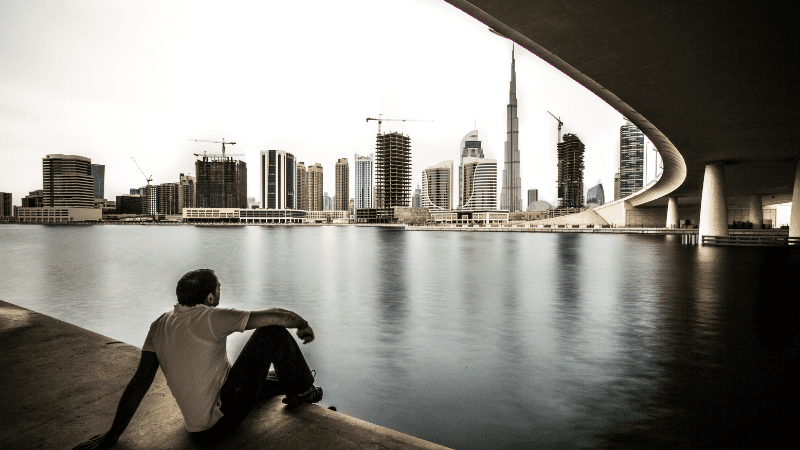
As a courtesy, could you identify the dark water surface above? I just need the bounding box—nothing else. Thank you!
[1,224,797,449]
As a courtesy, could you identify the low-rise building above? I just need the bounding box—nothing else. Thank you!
[17,207,102,223]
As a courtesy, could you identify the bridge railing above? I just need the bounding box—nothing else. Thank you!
[702,235,800,246]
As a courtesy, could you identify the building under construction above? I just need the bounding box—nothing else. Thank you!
[195,156,248,209]
[556,133,585,208]
[375,132,411,222]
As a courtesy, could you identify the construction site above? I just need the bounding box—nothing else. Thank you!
[374,132,412,223]
[556,133,585,209]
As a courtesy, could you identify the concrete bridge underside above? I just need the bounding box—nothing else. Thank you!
[445,0,799,235]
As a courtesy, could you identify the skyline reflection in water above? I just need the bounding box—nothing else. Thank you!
[1,225,797,449]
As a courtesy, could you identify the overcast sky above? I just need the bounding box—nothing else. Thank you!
[1,0,654,208]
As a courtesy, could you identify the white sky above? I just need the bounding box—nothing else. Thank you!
[0,0,643,207]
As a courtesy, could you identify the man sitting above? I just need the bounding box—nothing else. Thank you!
[74,269,322,449]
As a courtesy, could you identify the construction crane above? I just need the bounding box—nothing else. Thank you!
[189,138,238,160]
[366,114,432,134]
[131,157,152,187]
[548,111,563,143]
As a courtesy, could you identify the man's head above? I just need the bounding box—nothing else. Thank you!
[176,269,220,307]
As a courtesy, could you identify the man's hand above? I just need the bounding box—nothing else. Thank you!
[72,431,118,450]
[296,323,315,344]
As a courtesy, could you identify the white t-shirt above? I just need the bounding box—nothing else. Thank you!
[143,304,250,432]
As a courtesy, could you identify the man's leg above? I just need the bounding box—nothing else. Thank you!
[206,326,317,434]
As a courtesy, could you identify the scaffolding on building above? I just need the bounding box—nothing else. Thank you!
[556,133,585,208]
[375,132,411,223]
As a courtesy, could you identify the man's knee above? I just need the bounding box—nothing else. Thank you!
[252,325,292,342]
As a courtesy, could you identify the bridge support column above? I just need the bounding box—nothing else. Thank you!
[791,161,800,237]
[748,194,763,229]
[699,164,728,240]
[666,196,679,228]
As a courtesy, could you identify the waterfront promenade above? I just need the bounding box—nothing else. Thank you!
[0,300,450,450]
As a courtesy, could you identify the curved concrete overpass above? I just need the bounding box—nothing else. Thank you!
[446,0,799,229]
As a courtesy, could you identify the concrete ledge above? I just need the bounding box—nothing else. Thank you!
[0,300,450,450]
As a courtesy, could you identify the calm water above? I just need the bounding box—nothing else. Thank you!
[1,224,797,449]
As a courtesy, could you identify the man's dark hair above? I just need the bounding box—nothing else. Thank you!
[176,269,218,306]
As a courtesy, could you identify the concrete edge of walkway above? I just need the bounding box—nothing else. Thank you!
[0,300,451,450]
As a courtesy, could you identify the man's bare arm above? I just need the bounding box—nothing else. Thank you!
[246,308,315,343]
[73,351,160,450]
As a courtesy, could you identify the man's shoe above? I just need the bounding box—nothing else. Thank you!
[282,385,323,407]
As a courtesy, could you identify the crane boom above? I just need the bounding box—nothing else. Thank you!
[131,157,152,186]
[547,111,563,143]
[189,138,237,159]
[366,114,433,134]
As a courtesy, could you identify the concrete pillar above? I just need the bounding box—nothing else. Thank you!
[699,164,728,239]
[666,196,679,228]
[791,160,800,237]
[748,194,763,229]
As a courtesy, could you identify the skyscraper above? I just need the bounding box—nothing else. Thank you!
[412,185,421,208]
[354,153,373,209]
[614,173,620,201]
[557,133,585,208]
[178,173,195,211]
[462,157,497,210]
[458,130,484,209]
[500,48,522,212]
[296,162,307,211]
[527,189,538,207]
[261,150,296,209]
[157,183,179,215]
[335,158,349,211]
[375,132,411,215]
[43,154,95,208]
[307,163,323,211]
[1,192,11,218]
[195,156,247,209]
[619,120,645,198]
[91,164,105,199]
[421,160,453,211]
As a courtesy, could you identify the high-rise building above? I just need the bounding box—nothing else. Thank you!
[115,194,143,215]
[296,162,307,211]
[157,183,179,215]
[43,154,95,208]
[178,173,195,211]
[375,132,411,214]
[141,184,158,215]
[261,150,296,209]
[527,189,538,207]
[195,156,247,209]
[307,163,323,211]
[91,164,105,199]
[412,185,421,208]
[462,157,497,210]
[587,183,605,206]
[335,158,349,211]
[614,173,620,201]
[1,192,11,218]
[354,153,373,209]
[619,120,645,198]
[556,133,585,208]
[421,160,453,211]
[323,192,332,211]
[458,130,484,209]
[500,48,522,212]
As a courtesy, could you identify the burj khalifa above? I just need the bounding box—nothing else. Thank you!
[500,47,522,212]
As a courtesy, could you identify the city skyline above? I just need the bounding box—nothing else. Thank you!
[1,0,632,209]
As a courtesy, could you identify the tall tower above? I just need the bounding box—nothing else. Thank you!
[619,120,645,198]
[261,150,296,209]
[307,163,324,211]
[178,173,195,211]
[354,153,373,209]
[375,132,411,220]
[296,162,307,211]
[335,158,349,211]
[91,164,105,199]
[458,130,484,209]
[557,133,585,208]
[43,154,95,208]
[501,48,522,212]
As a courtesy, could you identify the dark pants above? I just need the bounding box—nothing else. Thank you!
[193,326,315,438]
